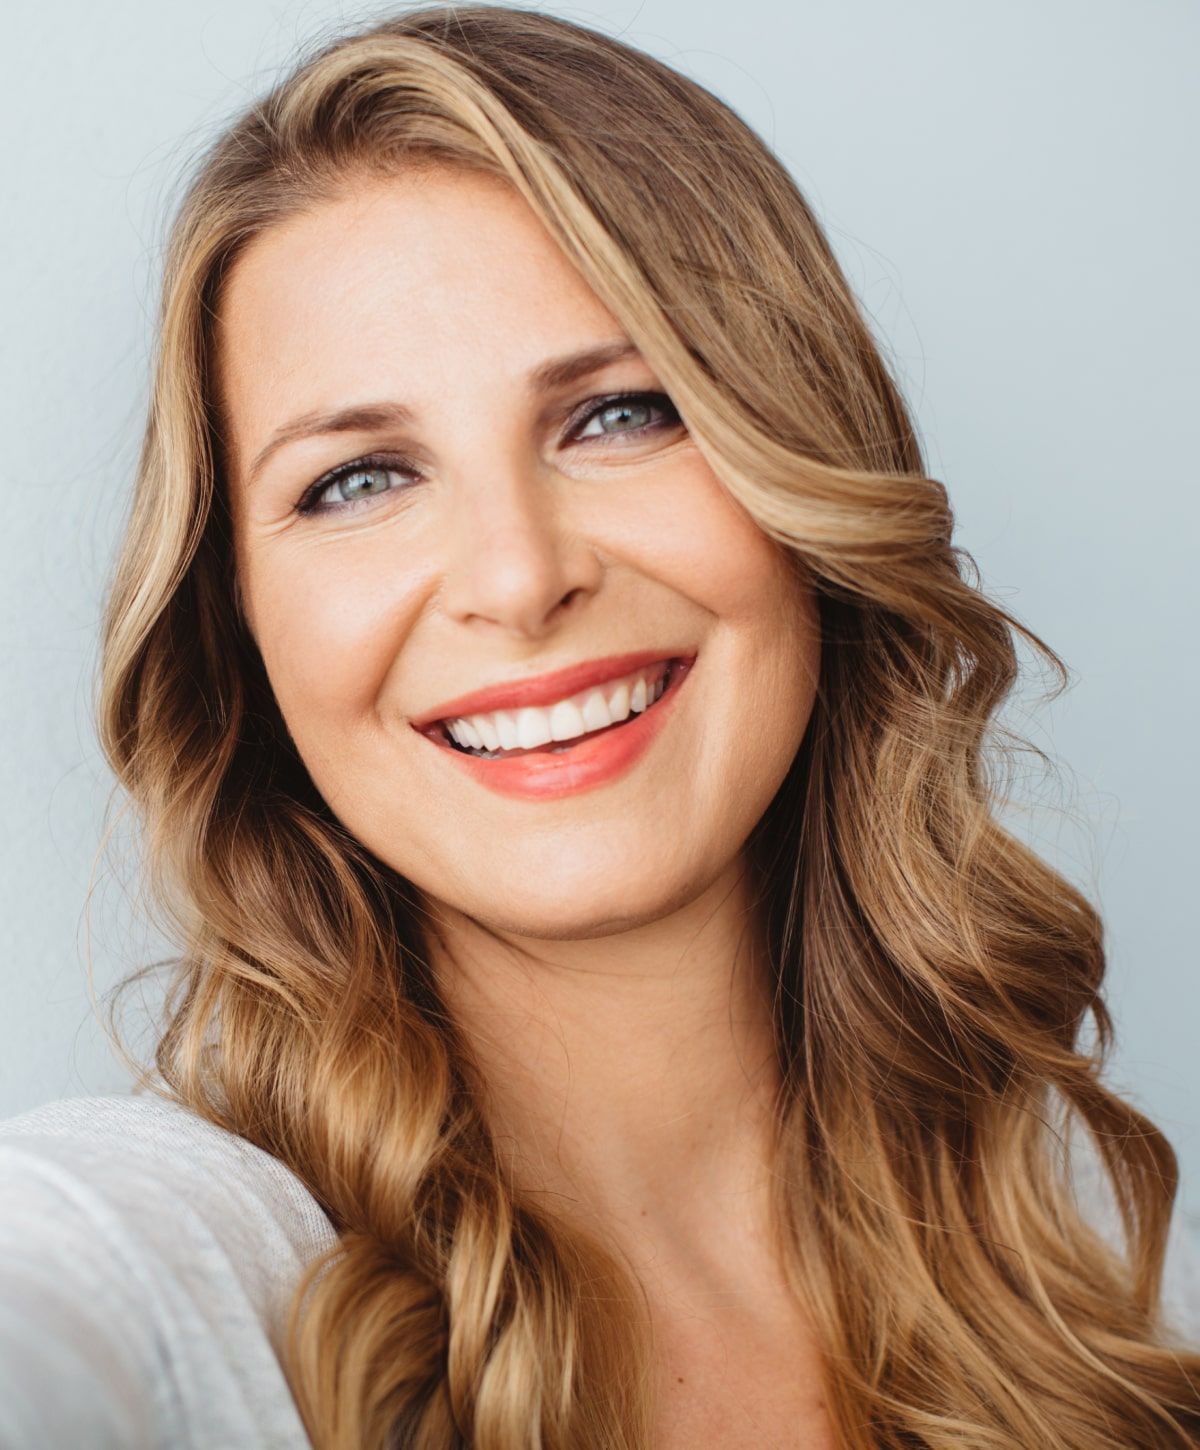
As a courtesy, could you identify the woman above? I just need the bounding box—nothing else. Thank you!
[0,5,1196,1447]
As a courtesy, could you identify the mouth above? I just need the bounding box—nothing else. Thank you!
[423,654,694,761]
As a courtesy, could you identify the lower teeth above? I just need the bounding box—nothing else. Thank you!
[481,745,568,759]
[464,736,591,761]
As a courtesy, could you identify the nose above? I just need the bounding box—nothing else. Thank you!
[438,462,603,640]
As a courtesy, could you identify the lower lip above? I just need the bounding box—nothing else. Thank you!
[420,656,696,802]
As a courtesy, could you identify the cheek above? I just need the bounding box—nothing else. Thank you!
[651,469,817,659]
[242,542,423,750]
[650,476,820,767]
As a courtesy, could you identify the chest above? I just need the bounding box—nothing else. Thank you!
[648,1308,836,1450]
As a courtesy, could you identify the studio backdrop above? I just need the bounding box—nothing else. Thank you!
[1,0,1195,1214]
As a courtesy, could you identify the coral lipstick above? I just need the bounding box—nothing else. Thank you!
[411,648,682,728]
[421,654,696,801]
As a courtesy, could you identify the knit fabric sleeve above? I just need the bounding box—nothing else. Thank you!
[0,1093,338,1450]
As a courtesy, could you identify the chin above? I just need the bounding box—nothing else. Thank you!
[443,858,702,943]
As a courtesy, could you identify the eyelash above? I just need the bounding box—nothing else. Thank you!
[293,390,683,517]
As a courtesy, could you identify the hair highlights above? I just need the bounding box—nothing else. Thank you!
[96,6,1199,1445]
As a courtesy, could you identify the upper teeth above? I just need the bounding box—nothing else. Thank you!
[442,661,672,752]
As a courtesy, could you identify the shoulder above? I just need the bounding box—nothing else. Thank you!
[0,1092,337,1447]
[0,1090,338,1285]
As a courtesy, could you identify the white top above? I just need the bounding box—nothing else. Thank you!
[0,1093,337,1449]
[0,1092,1197,1450]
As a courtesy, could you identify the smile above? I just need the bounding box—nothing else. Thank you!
[439,657,674,758]
[419,654,696,801]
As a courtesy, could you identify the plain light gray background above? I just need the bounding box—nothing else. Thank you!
[1,1,1196,1215]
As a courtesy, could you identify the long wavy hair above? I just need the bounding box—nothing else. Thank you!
[94,5,1200,1446]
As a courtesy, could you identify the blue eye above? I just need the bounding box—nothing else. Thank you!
[295,457,413,516]
[574,392,679,439]
[293,391,682,517]
[330,465,396,502]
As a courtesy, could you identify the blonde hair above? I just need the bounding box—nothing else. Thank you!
[96,5,1200,1445]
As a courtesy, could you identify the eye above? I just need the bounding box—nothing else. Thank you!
[570,391,682,443]
[292,392,682,518]
[295,455,416,516]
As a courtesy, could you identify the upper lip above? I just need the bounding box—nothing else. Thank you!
[411,649,693,730]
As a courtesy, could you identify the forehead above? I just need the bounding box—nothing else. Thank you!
[214,169,623,460]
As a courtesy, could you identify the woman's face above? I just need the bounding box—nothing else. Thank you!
[219,168,821,938]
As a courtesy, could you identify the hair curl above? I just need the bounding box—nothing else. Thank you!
[95,5,1200,1445]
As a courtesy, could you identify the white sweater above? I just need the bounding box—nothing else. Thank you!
[0,1094,337,1449]
[0,1092,1197,1449]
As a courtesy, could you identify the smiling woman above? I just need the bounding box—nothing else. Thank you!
[219,168,817,856]
[0,4,1197,1449]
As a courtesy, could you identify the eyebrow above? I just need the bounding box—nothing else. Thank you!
[244,337,643,485]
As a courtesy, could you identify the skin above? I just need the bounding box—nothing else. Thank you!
[219,168,829,1443]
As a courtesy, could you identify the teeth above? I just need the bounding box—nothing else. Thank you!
[442,660,672,756]
[473,715,501,751]
[580,688,612,732]
[516,707,553,750]
[549,698,586,741]
[494,710,519,751]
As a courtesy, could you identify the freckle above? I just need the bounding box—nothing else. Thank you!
[677,1376,684,1384]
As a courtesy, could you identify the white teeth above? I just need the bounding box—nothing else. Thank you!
[494,710,519,751]
[472,714,501,751]
[580,688,613,732]
[549,699,586,741]
[516,707,553,750]
[442,659,673,756]
[606,680,630,719]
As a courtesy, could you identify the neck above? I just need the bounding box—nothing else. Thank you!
[424,856,787,1301]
